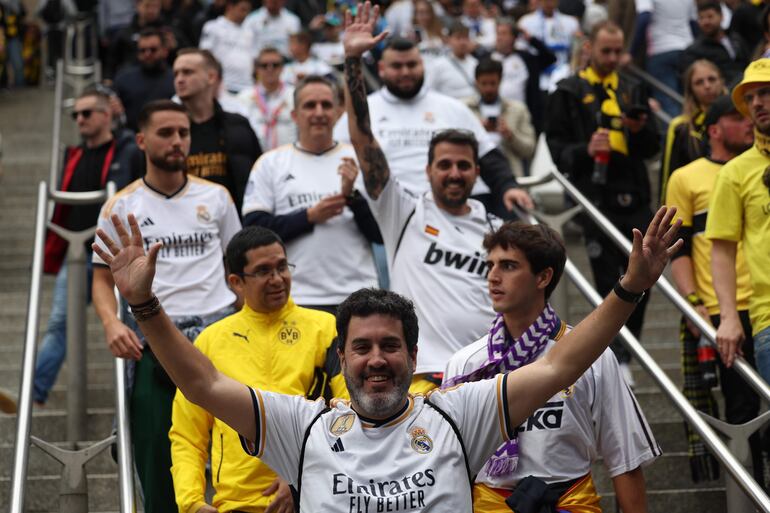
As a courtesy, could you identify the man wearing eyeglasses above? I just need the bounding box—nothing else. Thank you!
[242,75,380,314]
[113,28,176,132]
[91,100,242,513]
[236,47,297,151]
[707,59,770,387]
[170,226,347,513]
[34,89,140,406]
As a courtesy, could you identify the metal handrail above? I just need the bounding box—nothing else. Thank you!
[624,64,685,105]
[534,168,770,511]
[9,182,48,513]
[49,59,65,189]
[547,168,770,404]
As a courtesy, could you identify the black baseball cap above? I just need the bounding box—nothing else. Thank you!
[704,95,740,128]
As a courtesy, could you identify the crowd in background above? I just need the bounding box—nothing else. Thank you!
[6,0,770,511]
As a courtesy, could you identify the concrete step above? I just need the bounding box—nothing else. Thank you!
[593,452,725,491]
[0,473,119,512]
[0,439,117,478]
[0,363,115,389]
[598,487,725,513]
[0,408,114,444]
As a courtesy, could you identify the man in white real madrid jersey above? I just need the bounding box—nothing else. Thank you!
[341,8,509,392]
[91,100,241,513]
[242,75,380,313]
[332,35,533,218]
[444,222,657,513]
[91,7,681,513]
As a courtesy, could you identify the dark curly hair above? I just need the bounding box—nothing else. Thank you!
[336,288,419,352]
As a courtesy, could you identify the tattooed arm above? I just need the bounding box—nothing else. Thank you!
[343,2,390,199]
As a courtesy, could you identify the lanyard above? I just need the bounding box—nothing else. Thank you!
[253,84,287,149]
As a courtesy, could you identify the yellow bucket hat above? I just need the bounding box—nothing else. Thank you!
[732,59,770,117]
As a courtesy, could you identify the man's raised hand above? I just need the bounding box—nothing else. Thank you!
[343,2,388,58]
[622,206,683,294]
[92,213,161,306]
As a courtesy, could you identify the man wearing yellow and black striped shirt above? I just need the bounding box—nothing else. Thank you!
[665,95,763,484]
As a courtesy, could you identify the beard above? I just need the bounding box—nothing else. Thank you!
[344,365,412,419]
[384,76,425,100]
[435,178,473,209]
[149,151,187,173]
[723,138,753,156]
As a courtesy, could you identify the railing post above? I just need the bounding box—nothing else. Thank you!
[64,236,90,442]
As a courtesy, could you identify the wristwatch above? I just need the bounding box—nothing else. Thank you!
[613,276,646,304]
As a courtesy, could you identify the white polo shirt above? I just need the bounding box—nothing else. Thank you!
[334,86,496,197]
[93,177,241,316]
[242,143,378,305]
[240,374,514,512]
[367,177,500,374]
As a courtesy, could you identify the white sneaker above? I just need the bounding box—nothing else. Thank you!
[620,363,635,388]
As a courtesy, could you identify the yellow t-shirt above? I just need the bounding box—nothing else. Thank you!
[706,147,770,333]
[666,157,752,315]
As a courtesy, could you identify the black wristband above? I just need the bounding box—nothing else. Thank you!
[613,276,646,304]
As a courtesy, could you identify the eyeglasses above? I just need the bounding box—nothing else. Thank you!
[138,46,160,54]
[70,109,105,120]
[238,262,295,279]
[257,62,283,70]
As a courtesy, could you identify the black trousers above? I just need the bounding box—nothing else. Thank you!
[711,311,765,484]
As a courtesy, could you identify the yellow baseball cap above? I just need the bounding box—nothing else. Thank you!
[732,59,770,116]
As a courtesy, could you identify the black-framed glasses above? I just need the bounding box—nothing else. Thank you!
[70,109,104,120]
[238,262,295,279]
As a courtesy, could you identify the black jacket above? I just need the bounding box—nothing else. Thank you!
[189,101,262,216]
[545,71,659,211]
[680,34,750,85]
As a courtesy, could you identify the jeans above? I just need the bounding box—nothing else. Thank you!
[754,325,770,386]
[33,258,93,403]
[645,50,683,118]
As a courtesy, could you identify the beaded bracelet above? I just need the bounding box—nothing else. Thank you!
[129,295,162,322]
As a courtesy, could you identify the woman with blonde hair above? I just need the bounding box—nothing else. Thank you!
[412,0,446,61]
[659,59,726,202]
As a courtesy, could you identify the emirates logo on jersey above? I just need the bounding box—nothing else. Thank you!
[409,426,433,454]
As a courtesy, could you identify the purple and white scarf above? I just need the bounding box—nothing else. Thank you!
[443,304,560,478]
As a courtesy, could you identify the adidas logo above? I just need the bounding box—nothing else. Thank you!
[378,116,388,123]
[331,438,345,453]
[284,173,295,182]
[140,217,155,228]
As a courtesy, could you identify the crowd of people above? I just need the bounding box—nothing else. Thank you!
[4,0,770,511]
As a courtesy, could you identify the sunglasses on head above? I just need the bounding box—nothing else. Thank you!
[71,109,103,120]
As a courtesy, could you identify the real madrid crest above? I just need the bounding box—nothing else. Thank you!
[277,321,301,345]
[423,112,435,123]
[409,426,433,454]
[196,205,211,223]
[330,414,355,436]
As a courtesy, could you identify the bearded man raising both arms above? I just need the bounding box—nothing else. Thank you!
[97,6,682,513]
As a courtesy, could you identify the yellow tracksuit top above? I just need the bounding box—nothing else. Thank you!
[170,299,348,513]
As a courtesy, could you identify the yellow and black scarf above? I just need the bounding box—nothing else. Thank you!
[578,66,628,156]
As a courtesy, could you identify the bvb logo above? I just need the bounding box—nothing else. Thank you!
[278,322,301,345]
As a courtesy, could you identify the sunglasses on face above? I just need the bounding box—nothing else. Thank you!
[257,62,283,70]
[71,109,104,120]
[138,46,160,54]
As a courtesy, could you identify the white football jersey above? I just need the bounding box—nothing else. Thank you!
[444,335,661,487]
[239,374,514,512]
[333,86,496,196]
[199,16,255,93]
[242,143,378,305]
[367,178,500,374]
[94,177,240,316]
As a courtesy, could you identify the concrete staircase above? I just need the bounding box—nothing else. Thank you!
[0,86,120,512]
[0,86,749,512]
